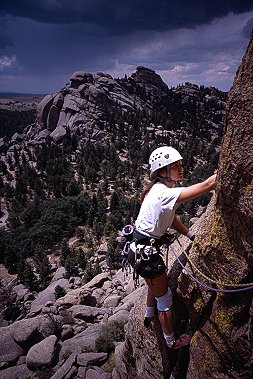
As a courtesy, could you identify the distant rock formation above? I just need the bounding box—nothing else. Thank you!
[36,67,167,137]
[131,66,168,93]
[1,65,226,177]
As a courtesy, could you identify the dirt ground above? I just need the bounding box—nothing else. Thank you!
[0,264,16,286]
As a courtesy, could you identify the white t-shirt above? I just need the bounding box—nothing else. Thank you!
[135,182,184,238]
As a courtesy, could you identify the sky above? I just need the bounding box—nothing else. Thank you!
[0,0,253,94]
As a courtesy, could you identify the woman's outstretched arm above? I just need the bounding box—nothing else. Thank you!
[177,174,217,204]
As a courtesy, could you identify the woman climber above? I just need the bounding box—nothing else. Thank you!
[128,145,217,349]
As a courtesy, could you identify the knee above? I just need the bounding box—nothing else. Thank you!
[155,288,173,312]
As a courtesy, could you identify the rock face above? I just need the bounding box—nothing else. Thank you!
[178,32,253,379]
[131,66,168,94]
[35,68,160,137]
[113,286,165,379]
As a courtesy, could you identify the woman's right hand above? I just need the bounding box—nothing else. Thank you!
[177,173,217,204]
[207,174,217,190]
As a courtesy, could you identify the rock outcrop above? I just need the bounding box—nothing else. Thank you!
[131,66,168,94]
[13,66,225,151]
[35,68,159,136]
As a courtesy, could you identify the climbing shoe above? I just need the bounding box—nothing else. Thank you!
[144,317,154,328]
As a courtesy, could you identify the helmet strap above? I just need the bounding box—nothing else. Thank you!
[157,165,176,184]
[157,176,175,183]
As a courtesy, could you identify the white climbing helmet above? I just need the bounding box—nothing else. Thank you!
[149,146,183,177]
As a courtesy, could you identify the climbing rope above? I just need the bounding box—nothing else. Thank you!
[175,240,253,288]
[169,244,253,293]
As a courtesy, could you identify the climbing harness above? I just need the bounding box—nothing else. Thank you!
[117,225,135,281]
[133,256,140,288]
[117,225,134,244]
[169,244,253,293]
[130,230,179,288]
[133,242,158,288]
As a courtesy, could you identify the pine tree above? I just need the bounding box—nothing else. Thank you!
[0,159,8,175]
[17,259,38,291]
[54,285,66,299]
[76,248,87,270]
[110,191,120,212]
[87,206,96,227]
[67,178,81,196]
[106,232,120,268]
[60,241,71,266]
[34,252,52,289]
[93,219,104,242]
[13,146,19,165]
[65,255,78,277]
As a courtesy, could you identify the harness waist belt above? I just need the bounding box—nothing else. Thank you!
[133,230,162,248]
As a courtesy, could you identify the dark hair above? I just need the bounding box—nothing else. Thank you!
[140,179,157,202]
[140,167,166,202]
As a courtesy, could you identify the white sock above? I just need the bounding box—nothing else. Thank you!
[145,306,155,318]
[163,332,175,345]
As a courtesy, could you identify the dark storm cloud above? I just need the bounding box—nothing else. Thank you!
[0,19,13,49]
[242,18,253,37]
[0,0,252,93]
[0,0,253,34]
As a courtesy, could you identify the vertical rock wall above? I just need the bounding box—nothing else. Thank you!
[179,32,253,379]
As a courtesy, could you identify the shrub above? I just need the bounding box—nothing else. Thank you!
[95,321,125,354]
[54,285,66,299]
[64,255,78,277]
[76,248,87,270]
[82,259,102,284]
[60,309,75,325]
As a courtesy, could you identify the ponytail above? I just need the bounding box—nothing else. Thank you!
[140,178,158,202]
[140,167,167,202]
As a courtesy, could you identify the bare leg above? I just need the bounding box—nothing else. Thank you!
[144,288,157,327]
[145,272,174,335]
[145,272,192,348]
[146,287,156,307]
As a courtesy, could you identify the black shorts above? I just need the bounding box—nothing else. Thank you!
[128,249,166,280]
